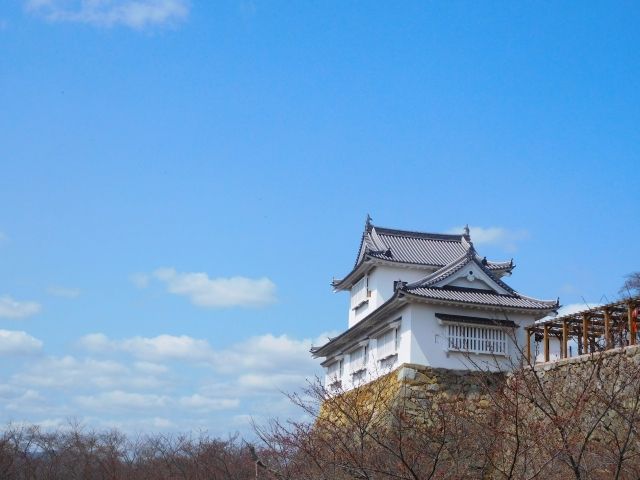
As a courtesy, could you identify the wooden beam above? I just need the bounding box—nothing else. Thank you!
[525,328,531,364]
[562,320,569,358]
[629,303,636,346]
[582,314,589,355]
[604,308,611,350]
[544,325,550,362]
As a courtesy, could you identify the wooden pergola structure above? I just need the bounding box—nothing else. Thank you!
[526,296,640,364]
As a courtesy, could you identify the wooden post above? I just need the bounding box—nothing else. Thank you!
[604,308,611,350]
[525,328,531,364]
[582,314,589,355]
[629,303,636,346]
[562,320,569,358]
[544,325,550,362]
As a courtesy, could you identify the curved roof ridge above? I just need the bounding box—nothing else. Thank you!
[513,291,560,307]
[404,250,472,289]
[369,226,389,252]
[482,258,515,271]
[373,225,463,242]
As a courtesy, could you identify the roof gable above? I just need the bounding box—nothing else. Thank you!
[399,253,558,313]
[403,248,514,293]
[425,254,511,295]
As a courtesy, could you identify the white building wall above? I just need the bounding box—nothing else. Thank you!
[408,303,538,371]
[348,266,431,328]
[534,337,569,363]
[324,303,541,389]
[325,306,412,390]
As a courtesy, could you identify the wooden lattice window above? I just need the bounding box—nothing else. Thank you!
[349,345,368,373]
[377,327,398,359]
[327,359,343,382]
[447,324,507,355]
[351,276,368,308]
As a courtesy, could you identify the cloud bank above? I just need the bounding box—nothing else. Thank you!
[78,331,320,377]
[1,329,324,434]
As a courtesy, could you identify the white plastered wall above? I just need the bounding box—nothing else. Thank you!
[325,305,412,390]
[348,265,431,327]
[407,303,538,371]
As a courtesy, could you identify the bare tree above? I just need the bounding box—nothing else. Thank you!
[620,272,640,297]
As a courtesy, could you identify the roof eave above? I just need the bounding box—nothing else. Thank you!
[332,257,443,291]
[401,291,558,316]
[311,292,408,358]
[332,258,373,291]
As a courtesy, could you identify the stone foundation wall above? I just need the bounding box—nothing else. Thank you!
[316,348,640,478]
[323,346,640,426]
[393,363,504,416]
[531,343,640,379]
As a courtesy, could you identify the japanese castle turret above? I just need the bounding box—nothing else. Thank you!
[311,218,559,391]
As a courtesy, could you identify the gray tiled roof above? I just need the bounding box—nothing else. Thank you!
[365,227,469,267]
[403,285,558,310]
[334,223,514,288]
[483,259,514,271]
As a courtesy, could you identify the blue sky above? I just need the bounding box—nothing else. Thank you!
[0,0,638,435]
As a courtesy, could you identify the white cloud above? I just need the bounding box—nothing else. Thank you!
[0,296,41,319]
[178,394,238,411]
[79,332,215,362]
[74,391,238,414]
[25,0,189,29]
[4,329,327,434]
[77,333,112,352]
[0,384,23,399]
[75,390,170,411]
[5,389,48,412]
[121,334,215,361]
[15,355,167,390]
[237,373,307,391]
[447,225,530,252]
[134,361,169,374]
[153,267,277,308]
[78,332,318,375]
[0,330,43,355]
[46,285,80,298]
[215,333,316,374]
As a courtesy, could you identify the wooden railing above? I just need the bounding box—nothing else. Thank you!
[526,297,640,364]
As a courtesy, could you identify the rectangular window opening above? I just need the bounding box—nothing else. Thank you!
[446,324,508,355]
[351,276,368,309]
